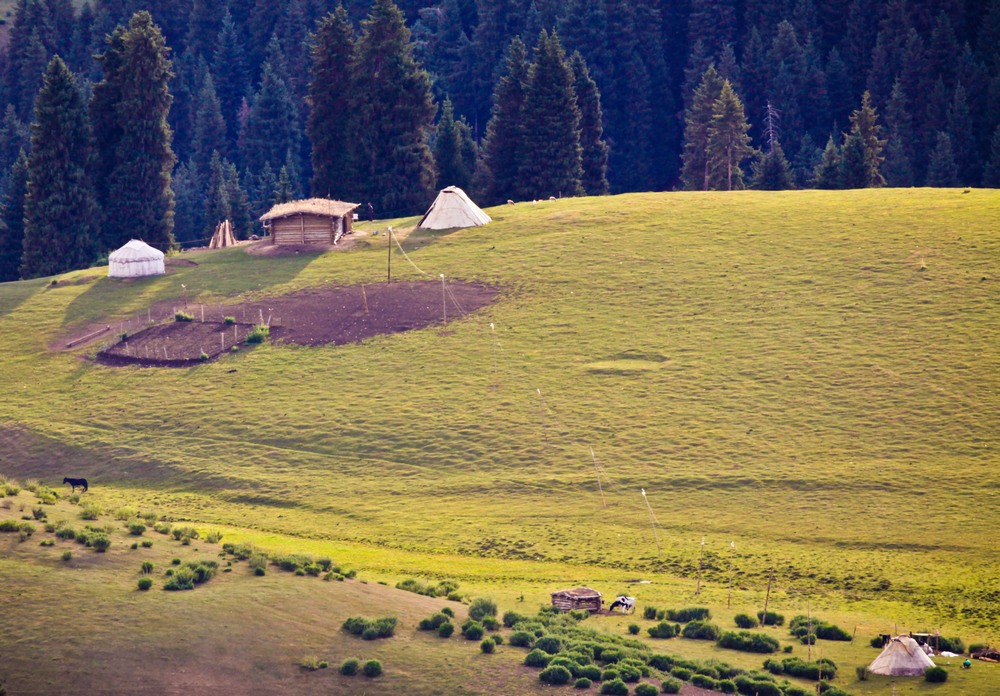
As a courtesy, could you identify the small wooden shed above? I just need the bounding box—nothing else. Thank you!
[550,587,603,613]
[259,198,359,246]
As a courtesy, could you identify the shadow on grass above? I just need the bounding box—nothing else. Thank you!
[0,277,50,321]
[61,247,317,330]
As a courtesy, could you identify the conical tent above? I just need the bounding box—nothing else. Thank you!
[868,636,936,676]
[417,186,491,230]
[108,239,165,278]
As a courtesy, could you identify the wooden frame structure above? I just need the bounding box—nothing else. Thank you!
[260,198,360,246]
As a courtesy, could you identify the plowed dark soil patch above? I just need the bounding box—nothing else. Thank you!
[97,281,498,367]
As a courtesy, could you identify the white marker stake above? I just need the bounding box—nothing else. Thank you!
[590,447,606,508]
[641,488,661,555]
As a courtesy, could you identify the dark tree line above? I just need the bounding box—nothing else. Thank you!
[0,0,999,280]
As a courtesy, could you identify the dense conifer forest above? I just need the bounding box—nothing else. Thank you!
[0,0,997,279]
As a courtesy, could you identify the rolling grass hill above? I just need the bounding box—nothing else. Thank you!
[0,188,998,693]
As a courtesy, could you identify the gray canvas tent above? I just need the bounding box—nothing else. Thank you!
[868,636,936,676]
[417,186,491,230]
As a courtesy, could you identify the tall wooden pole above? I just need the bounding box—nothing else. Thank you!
[762,569,774,625]
[641,488,661,555]
[387,228,392,283]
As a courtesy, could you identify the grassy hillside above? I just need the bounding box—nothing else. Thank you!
[0,189,998,691]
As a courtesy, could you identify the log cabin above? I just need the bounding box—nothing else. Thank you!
[259,198,360,246]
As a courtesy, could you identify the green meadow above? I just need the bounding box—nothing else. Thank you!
[0,189,998,693]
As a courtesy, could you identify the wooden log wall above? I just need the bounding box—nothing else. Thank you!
[272,213,338,245]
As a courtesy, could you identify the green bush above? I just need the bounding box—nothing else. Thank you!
[481,637,495,653]
[503,610,528,627]
[164,566,196,590]
[462,620,484,640]
[643,606,659,620]
[524,649,551,668]
[40,538,55,546]
[648,621,679,639]
[245,324,270,344]
[140,561,154,574]
[340,658,359,675]
[937,636,965,653]
[599,647,624,664]
[539,665,572,685]
[137,577,153,591]
[437,621,454,638]
[32,506,46,520]
[224,316,236,325]
[691,674,717,690]
[171,526,199,542]
[175,311,194,322]
[634,683,660,696]
[717,630,780,653]
[718,679,737,694]
[418,613,450,631]
[141,539,153,548]
[91,534,111,552]
[617,662,641,682]
[599,678,629,695]
[925,666,948,683]
[756,611,785,626]
[670,667,692,680]
[491,633,503,645]
[569,609,591,621]
[510,631,533,647]
[734,613,759,629]
[468,597,498,621]
[342,616,396,639]
[666,607,711,622]
[579,665,602,681]
[601,668,620,682]
[61,550,72,561]
[80,503,101,520]
[777,657,838,680]
[298,655,327,671]
[481,616,501,631]
[660,677,682,694]
[574,677,593,689]
[362,659,382,677]
[628,623,640,635]
[154,522,172,535]
[55,526,76,540]
[681,620,721,640]
[534,635,562,654]
[128,522,146,536]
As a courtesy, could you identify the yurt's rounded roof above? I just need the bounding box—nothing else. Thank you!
[109,239,164,262]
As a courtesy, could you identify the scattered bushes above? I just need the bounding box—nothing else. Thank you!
[340,658,359,675]
[175,311,194,322]
[503,610,528,627]
[757,611,785,626]
[245,324,270,344]
[90,534,111,552]
[634,683,660,696]
[660,677,682,694]
[681,620,721,640]
[395,577,459,597]
[299,656,327,671]
[599,678,629,695]
[362,659,382,677]
[154,522,172,535]
[734,613,759,629]
[539,665,572,685]
[937,636,965,653]
[648,621,679,639]
[164,560,218,590]
[628,623,640,635]
[468,597,498,621]
[437,622,454,638]
[666,607,711,622]
[691,674,718,690]
[510,631,533,647]
[480,637,495,653]
[534,635,562,654]
[462,621,484,641]
[717,630,780,653]
[80,503,101,520]
[789,615,851,641]
[574,677,592,689]
[925,666,948,683]
[128,522,146,536]
[171,526,199,543]
[644,606,659,620]
[763,657,838,680]
[525,649,551,668]
[342,616,397,640]
[418,613,451,631]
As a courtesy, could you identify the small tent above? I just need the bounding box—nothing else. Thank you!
[108,239,165,278]
[417,186,491,230]
[868,636,936,676]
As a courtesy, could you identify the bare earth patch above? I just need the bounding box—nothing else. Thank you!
[96,281,498,367]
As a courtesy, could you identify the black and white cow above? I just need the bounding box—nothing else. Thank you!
[609,596,636,614]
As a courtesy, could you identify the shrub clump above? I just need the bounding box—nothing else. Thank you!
[574,677,592,689]
[137,577,153,591]
[245,324,270,344]
[634,684,659,696]
[648,621,680,639]
[128,522,146,536]
[764,656,838,680]
[789,615,851,641]
[691,674,717,690]
[468,597,498,621]
[342,616,397,639]
[362,659,382,677]
[681,620,721,640]
[757,610,785,626]
[299,656,327,671]
[717,630,780,653]
[666,607,711,622]
[503,610,528,627]
[175,311,194,322]
[534,635,562,654]
[418,613,451,631]
[164,560,218,590]
[510,631,533,647]
[599,678,629,695]
[539,665,572,685]
[734,613,760,629]
[340,658,359,675]
[437,621,454,638]
[525,649,551,668]
[660,677,682,694]
[480,637,495,653]
[925,666,948,683]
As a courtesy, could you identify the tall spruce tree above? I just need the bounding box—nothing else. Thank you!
[926,131,959,186]
[0,151,28,281]
[94,11,176,252]
[814,134,843,188]
[478,36,529,204]
[705,80,755,190]
[351,0,436,215]
[211,10,250,149]
[519,30,582,199]
[433,97,473,191]
[190,73,227,178]
[203,150,228,237]
[883,78,915,186]
[751,139,795,190]
[680,65,725,191]
[308,5,356,200]
[845,91,886,187]
[569,50,609,196]
[240,60,302,184]
[983,125,1000,188]
[21,56,99,278]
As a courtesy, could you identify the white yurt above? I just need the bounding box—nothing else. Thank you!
[868,636,936,676]
[108,239,165,278]
[417,186,491,230]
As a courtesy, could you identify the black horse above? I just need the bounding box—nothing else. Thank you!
[62,477,88,493]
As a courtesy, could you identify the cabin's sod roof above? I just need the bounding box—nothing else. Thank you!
[260,198,360,221]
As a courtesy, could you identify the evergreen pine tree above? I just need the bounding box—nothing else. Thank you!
[433,97,472,191]
[240,60,302,183]
[96,11,176,252]
[185,0,226,62]
[0,151,28,281]
[191,73,227,178]
[791,132,822,187]
[883,78,915,187]
[351,0,437,215]
[519,30,582,199]
[814,134,843,188]
[275,165,294,204]
[926,131,959,186]
[21,56,99,278]
[478,36,529,204]
[705,80,756,190]
[171,161,204,244]
[846,91,886,187]
[946,84,978,185]
[569,51,609,196]
[680,65,725,191]
[203,150,229,237]
[223,160,254,239]
[211,10,250,149]
[839,131,869,188]
[983,124,1000,188]
[0,105,29,198]
[308,5,356,200]
[751,139,795,190]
